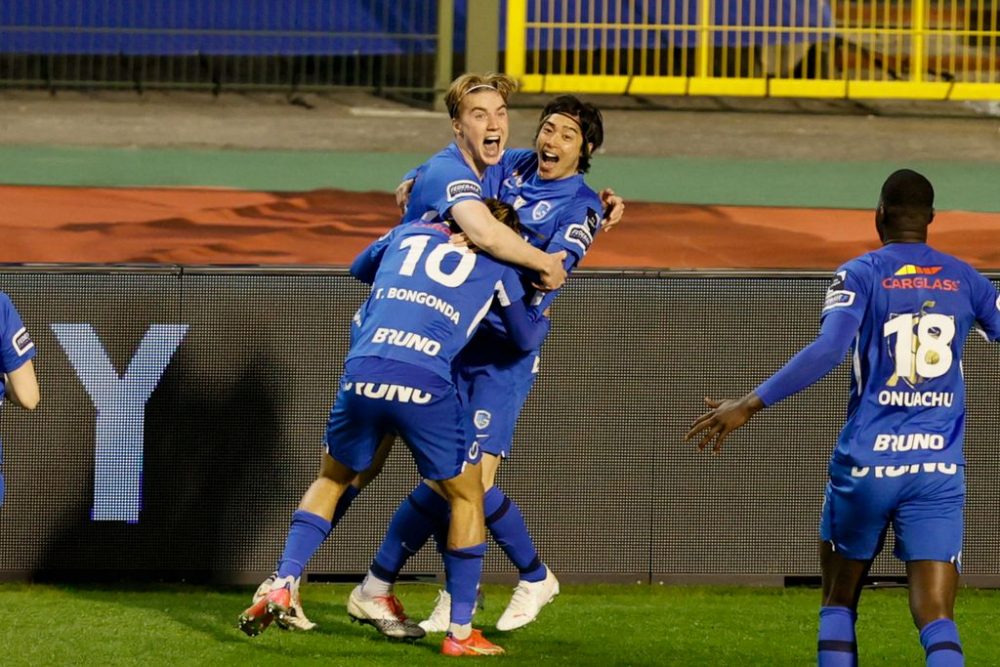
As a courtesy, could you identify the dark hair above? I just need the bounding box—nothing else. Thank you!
[879,169,934,228]
[536,95,604,173]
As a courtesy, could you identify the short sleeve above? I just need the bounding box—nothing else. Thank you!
[419,160,483,219]
[1,294,35,373]
[544,197,602,265]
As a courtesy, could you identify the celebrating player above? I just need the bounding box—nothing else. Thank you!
[239,198,557,657]
[685,169,999,667]
[1,291,40,501]
[352,94,611,635]
[236,72,575,636]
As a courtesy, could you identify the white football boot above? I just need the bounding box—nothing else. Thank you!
[249,572,317,632]
[418,587,485,633]
[346,584,426,640]
[418,589,452,633]
[495,566,560,631]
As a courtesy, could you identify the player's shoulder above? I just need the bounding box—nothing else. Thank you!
[422,145,480,187]
[566,176,601,209]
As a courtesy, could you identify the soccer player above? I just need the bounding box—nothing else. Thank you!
[239,199,558,657]
[237,72,571,635]
[1,291,40,501]
[685,169,999,667]
[353,95,609,635]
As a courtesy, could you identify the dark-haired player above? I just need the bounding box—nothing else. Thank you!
[686,169,999,667]
[356,95,609,634]
[240,197,557,657]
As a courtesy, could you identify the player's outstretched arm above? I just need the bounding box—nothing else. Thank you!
[349,231,395,285]
[4,360,39,411]
[685,309,861,454]
[451,199,567,290]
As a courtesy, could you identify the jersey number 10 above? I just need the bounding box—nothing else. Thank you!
[398,235,477,287]
[883,312,955,380]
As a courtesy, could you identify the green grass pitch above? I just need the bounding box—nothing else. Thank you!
[1,583,998,665]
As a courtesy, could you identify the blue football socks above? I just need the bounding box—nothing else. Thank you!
[276,510,332,579]
[920,618,963,667]
[443,542,488,625]
[369,483,448,583]
[484,487,546,582]
[818,606,858,667]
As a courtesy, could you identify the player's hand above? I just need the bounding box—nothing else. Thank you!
[534,250,568,291]
[449,232,480,252]
[395,178,415,213]
[599,188,625,232]
[684,394,764,455]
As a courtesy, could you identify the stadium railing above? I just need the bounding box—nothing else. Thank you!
[2,265,999,585]
[505,0,1000,101]
[0,1,446,95]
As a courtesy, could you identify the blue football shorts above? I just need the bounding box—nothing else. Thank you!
[325,358,477,481]
[820,459,965,568]
[455,348,539,459]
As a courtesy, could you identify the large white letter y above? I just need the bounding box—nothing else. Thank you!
[51,324,189,523]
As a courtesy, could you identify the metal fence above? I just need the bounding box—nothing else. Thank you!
[0,1,443,93]
[505,0,1000,100]
[1,266,999,585]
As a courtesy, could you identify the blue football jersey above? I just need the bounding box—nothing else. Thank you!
[476,166,603,339]
[348,222,527,381]
[401,143,488,227]
[1,292,36,408]
[825,243,1000,466]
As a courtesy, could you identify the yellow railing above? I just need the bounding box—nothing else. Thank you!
[505,0,1000,100]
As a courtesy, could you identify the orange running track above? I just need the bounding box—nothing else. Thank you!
[3,185,999,270]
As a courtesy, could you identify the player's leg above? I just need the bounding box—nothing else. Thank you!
[816,462,894,667]
[252,433,394,632]
[239,378,383,636]
[350,479,448,635]
[908,561,962,666]
[465,355,559,631]
[239,453,357,636]
[818,541,870,667]
[895,466,965,666]
[437,462,503,656]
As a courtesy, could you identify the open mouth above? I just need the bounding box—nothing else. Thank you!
[540,151,559,165]
[484,135,501,149]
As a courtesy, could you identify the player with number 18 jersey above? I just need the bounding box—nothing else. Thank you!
[825,242,1000,470]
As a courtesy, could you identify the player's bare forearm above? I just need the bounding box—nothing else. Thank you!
[4,362,40,411]
[684,393,764,455]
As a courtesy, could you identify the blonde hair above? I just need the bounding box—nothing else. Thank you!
[445,72,517,119]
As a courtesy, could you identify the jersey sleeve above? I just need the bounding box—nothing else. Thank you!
[1,294,36,373]
[545,196,602,266]
[820,258,870,324]
[527,194,602,315]
[495,265,527,308]
[350,228,396,285]
[496,267,550,351]
[419,159,484,220]
[970,270,1000,342]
